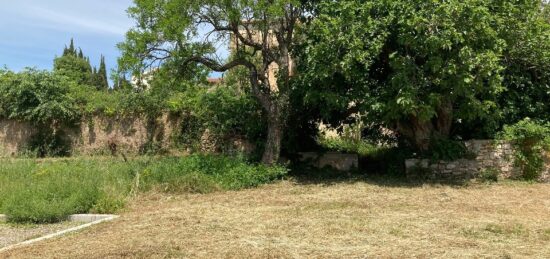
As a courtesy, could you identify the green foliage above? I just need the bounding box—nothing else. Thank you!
[296,0,550,147]
[0,68,80,124]
[0,155,287,223]
[54,54,93,86]
[156,172,220,194]
[364,147,415,177]
[170,86,266,153]
[0,159,123,223]
[427,138,474,161]
[55,39,110,90]
[119,0,308,164]
[499,118,550,180]
[317,136,378,158]
[0,65,264,157]
[25,129,72,157]
[478,168,499,183]
[141,154,288,192]
[497,1,550,125]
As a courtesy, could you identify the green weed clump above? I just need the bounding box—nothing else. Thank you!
[0,159,135,223]
[317,136,379,157]
[0,155,287,224]
[140,154,288,192]
[478,168,499,183]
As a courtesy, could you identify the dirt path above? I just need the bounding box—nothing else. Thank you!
[2,180,549,258]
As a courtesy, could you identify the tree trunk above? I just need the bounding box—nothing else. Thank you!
[434,99,453,137]
[396,116,434,152]
[396,101,454,151]
[261,106,284,165]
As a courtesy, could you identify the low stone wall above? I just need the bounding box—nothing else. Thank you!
[405,140,550,182]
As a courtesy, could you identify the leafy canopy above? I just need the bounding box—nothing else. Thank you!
[0,68,80,125]
[296,0,549,147]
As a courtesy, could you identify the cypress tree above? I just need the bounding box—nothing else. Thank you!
[68,38,75,56]
[54,39,94,86]
[62,45,69,56]
[97,55,109,89]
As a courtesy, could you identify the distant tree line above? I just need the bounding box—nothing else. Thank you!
[53,39,134,91]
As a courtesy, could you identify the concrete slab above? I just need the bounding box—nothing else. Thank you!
[68,214,117,223]
[0,214,118,253]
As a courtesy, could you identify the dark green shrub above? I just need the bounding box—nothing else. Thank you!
[478,168,499,183]
[499,118,550,180]
[171,86,266,156]
[427,138,473,161]
[25,129,73,157]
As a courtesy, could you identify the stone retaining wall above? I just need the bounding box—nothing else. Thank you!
[0,113,254,157]
[405,140,550,182]
[0,114,182,157]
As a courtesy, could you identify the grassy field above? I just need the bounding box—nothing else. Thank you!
[2,179,549,258]
[0,156,287,223]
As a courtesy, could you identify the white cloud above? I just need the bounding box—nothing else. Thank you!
[29,5,131,35]
[2,1,133,36]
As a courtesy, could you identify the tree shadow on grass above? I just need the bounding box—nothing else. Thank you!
[287,164,470,189]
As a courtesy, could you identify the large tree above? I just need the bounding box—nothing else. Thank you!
[118,0,306,164]
[297,0,549,151]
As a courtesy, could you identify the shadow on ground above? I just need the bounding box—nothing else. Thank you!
[287,163,471,189]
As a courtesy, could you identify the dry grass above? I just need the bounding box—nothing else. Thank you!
[2,179,549,258]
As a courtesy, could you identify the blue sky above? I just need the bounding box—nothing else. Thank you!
[0,0,134,74]
[0,1,229,79]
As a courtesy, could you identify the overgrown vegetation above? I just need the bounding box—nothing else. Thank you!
[0,155,287,223]
[297,0,550,150]
[478,168,500,183]
[499,118,550,180]
[317,136,378,157]
[425,138,475,162]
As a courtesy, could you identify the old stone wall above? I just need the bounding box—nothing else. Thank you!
[0,120,37,157]
[0,113,255,157]
[405,140,550,182]
[0,114,183,157]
